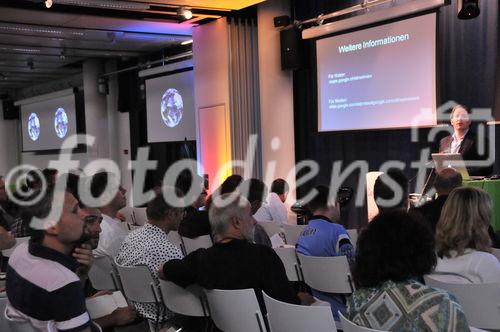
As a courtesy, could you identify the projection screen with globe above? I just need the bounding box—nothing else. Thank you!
[145,69,196,143]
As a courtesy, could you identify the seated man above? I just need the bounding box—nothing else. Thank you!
[5,187,100,332]
[296,185,354,320]
[239,178,272,247]
[254,178,289,224]
[116,189,184,325]
[373,168,409,213]
[90,172,128,258]
[161,193,302,313]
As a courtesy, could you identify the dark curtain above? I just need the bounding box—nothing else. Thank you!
[291,1,499,228]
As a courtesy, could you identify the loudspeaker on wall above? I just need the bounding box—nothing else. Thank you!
[280,27,304,70]
[2,100,19,120]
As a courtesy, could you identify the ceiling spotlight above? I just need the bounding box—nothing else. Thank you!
[59,49,66,60]
[27,59,34,70]
[181,39,193,45]
[177,7,193,20]
[458,0,480,20]
[45,0,53,8]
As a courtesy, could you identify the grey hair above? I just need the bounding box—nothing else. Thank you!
[209,193,249,238]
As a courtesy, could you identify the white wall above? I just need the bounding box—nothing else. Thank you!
[0,103,19,176]
[257,0,297,202]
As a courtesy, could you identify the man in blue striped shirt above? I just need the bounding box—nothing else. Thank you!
[6,186,100,332]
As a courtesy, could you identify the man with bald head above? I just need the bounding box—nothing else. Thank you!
[160,193,302,313]
[414,168,462,233]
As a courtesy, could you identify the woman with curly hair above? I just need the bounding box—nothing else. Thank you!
[433,186,500,283]
[347,210,470,331]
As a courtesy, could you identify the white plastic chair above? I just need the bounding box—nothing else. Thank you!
[118,206,135,225]
[273,247,302,282]
[204,288,267,332]
[297,254,355,293]
[114,261,162,330]
[346,229,358,248]
[132,207,148,226]
[88,256,118,290]
[339,311,384,332]
[263,291,337,332]
[424,275,500,330]
[1,297,39,332]
[166,230,184,253]
[257,221,282,238]
[158,279,208,317]
[282,224,305,246]
[492,248,500,261]
[2,237,30,258]
[181,235,213,255]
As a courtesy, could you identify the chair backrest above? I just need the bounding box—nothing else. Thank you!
[159,279,208,317]
[346,229,358,248]
[88,256,117,290]
[114,262,159,303]
[1,298,39,332]
[424,275,500,330]
[338,311,384,332]
[2,237,30,258]
[492,248,500,261]
[205,288,267,332]
[181,235,213,255]
[167,230,184,253]
[132,207,148,226]
[257,221,282,238]
[282,224,305,246]
[263,291,337,332]
[118,206,135,224]
[273,247,302,282]
[297,253,354,293]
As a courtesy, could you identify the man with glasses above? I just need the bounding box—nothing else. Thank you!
[116,188,185,326]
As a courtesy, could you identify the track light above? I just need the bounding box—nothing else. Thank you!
[458,0,480,20]
[177,7,193,20]
[45,0,53,8]
[181,39,193,45]
[27,59,34,70]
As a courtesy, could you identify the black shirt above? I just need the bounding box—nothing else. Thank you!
[162,239,299,313]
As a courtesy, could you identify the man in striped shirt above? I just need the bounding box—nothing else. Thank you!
[6,186,100,332]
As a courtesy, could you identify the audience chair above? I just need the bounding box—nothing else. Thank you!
[338,311,384,332]
[1,237,30,258]
[180,235,213,255]
[492,248,500,261]
[1,298,39,332]
[88,256,118,291]
[273,247,302,282]
[132,207,148,226]
[158,279,209,317]
[257,221,282,238]
[424,275,500,330]
[297,254,355,293]
[166,230,184,254]
[346,229,358,248]
[114,261,162,330]
[204,288,268,332]
[282,224,305,246]
[119,206,135,224]
[263,291,337,332]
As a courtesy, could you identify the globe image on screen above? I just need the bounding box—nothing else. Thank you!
[54,107,69,138]
[27,113,40,141]
[160,88,183,128]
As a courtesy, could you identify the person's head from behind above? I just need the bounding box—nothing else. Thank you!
[209,193,255,242]
[271,178,289,203]
[220,174,243,195]
[240,178,268,215]
[175,170,206,209]
[353,210,436,289]
[450,104,471,134]
[22,187,86,253]
[90,172,127,213]
[373,169,408,213]
[307,185,340,222]
[434,168,462,195]
[436,186,491,258]
[147,187,186,232]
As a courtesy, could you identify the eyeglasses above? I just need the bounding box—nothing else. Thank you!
[84,215,103,224]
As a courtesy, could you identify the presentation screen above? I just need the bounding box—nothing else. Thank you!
[21,93,78,151]
[146,69,196,143]
[317,13,436,132]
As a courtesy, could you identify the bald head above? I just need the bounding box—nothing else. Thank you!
[434,168,462,195]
